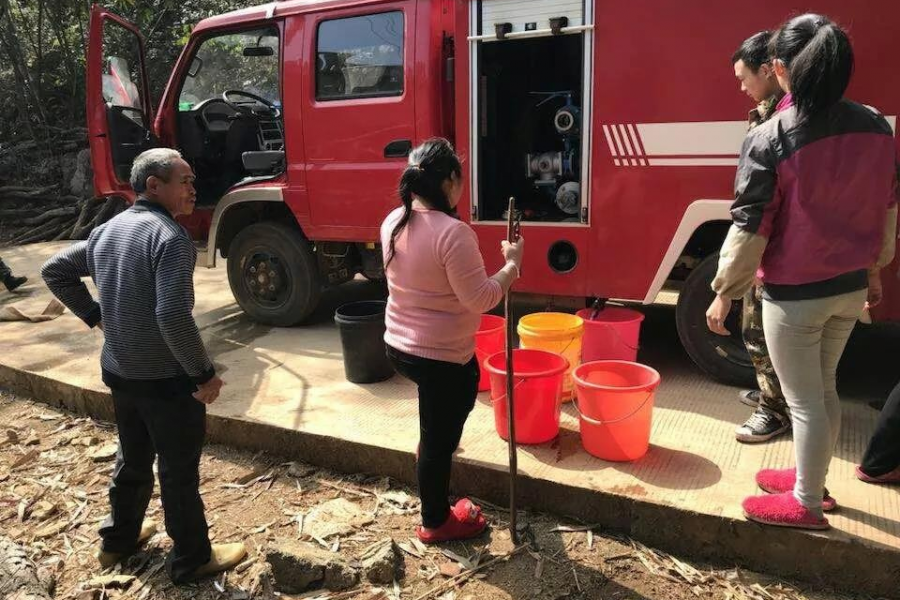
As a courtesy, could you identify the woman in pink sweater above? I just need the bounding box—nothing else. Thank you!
[381,139,524,543]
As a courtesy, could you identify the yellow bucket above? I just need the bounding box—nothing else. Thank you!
[517,312,584,400]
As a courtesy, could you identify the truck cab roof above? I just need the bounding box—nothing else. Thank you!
[193,0,366,34]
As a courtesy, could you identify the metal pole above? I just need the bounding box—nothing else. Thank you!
[504,197,520,543]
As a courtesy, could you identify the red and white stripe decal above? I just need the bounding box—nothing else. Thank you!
[602,117,898,167]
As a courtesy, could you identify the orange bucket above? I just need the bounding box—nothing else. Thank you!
[475,315,505,392]
[573,361,660,462]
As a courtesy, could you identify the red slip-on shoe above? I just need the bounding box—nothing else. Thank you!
[755,467,837,512]
[855,465,900,484]
[416,499,487,544]
[742,492,830,530]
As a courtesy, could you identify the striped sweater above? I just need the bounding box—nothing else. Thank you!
[41,199,215,389]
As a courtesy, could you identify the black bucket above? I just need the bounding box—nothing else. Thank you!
[334,300,395,384]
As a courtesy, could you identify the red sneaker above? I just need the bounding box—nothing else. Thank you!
[742,492,830,530]
[755,468,837,512]
[855,465,900,484]
[416,499,487,544]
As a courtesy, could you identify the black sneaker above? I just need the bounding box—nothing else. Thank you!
[735,407,790,443]
[3,275,27,292]
[738,389,761,408]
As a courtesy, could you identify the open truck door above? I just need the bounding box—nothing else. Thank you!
[87,4,155,201]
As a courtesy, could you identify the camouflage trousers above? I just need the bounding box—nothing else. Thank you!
[742,285,790,421]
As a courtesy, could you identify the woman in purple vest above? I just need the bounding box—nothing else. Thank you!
[707,14,898,529]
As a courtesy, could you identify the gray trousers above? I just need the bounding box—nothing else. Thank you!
[762,290,866,514]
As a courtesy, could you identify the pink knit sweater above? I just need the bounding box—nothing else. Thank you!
[381,206,504,364]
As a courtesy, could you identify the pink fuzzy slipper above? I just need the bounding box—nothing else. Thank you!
[755,468,837,512]
[742,492,830,530]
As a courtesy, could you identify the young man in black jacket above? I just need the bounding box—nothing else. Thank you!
[729,31,791,443]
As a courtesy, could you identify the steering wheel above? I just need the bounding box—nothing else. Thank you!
[222,90,281,119]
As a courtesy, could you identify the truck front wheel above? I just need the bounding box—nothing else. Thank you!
[675,253,756,387]
[227,222,322,326]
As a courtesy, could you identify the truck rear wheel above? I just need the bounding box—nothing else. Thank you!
[227,222,322,326]
[675,253,756,387]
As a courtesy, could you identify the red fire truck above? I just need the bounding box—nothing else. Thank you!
[86,0,899,386]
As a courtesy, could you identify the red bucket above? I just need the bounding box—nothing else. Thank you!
[475,314,505,392]
[573,360,660,462]
[485,349,568,444]
[576,307,644,363]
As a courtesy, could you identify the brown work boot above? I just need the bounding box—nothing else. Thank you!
[190,543,248,579]
[97,520,158,568]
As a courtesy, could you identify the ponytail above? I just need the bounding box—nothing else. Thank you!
[772,14,854,119]
[386,138,462,267]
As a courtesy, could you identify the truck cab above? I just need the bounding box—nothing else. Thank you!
[87,0,900,387]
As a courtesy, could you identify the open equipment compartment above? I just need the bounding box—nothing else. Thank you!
[469,0,593,224]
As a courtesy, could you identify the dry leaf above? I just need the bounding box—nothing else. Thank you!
[550,524,596,533]
[91,444,118,463]
[439,562,462,578]
[234,465,270,486]
[398,542,422,559]
[85,574,136,588]
[35,521,68,539]
[6,430,20,444]
[32,501,57,521]
[441,549,474,571]
[411,538,428,555]
[11,448,39,469]
[534,558,544,579]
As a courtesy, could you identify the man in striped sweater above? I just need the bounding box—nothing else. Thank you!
[41,148,245,583]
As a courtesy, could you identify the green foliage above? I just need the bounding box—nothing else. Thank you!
[0,0,268,144]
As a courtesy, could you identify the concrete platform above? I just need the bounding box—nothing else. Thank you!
[1,242,899,596]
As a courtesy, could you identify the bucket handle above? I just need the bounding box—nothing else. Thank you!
[489,377,529,404]
[587,321,640,353]
[572,390,655,426]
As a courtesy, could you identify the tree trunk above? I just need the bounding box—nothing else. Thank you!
[0,0,50,131]
[0,536,53,600]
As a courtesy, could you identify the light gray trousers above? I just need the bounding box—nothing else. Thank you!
[762,290,867,515]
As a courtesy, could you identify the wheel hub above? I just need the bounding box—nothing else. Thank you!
[244,253,289,307]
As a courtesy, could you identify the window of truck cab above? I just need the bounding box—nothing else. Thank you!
[315,11,404,101]
[177,27,281,110]
[173,26,284,205]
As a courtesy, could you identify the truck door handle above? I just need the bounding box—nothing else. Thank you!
[384,139,413,158]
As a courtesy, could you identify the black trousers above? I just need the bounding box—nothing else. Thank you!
[100,383,212,583]
[0,257,11,280]
[861,379,900,476]
[387,346,479,528]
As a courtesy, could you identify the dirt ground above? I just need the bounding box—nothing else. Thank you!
[0,391,866,600]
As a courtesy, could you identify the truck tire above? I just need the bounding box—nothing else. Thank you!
[227,222,322,326]
[675,253,756,387]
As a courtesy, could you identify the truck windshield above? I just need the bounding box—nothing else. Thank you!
[179,27,280,111]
